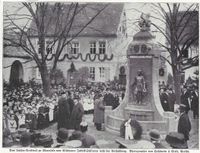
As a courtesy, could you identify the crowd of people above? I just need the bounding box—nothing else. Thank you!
[159,81,199,119]
[3,80,124,147]
[2,78,198,148]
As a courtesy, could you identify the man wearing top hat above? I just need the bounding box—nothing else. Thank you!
[57,91,71,130]
[70,95,84,130]
[180,86,190,114]
[177,104,191,148]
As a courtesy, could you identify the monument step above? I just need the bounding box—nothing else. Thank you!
[125,106,154,112]
[106,114,168,135]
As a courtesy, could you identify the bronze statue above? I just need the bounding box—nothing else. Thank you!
[131,69,147,104]
[139,13,151,31]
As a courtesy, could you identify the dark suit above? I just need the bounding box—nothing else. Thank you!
[160,92,170,111]
[25,113,34,130]
[70,103,84,130]
[191,91,199,119]
[181,92,190,114]
[57,97,70,129]
[178,112,191,142]
[103,93,115,109]
[67,98,74,116]
[168,92,176,112]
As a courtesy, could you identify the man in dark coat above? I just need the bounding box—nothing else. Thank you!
[67,91,74,116]
[190,89,199,119]
[70,96,84,130]
[178,104,191,148]
[103,88,115,109]
[167,88,176,112]
[57,92,70,129]
[180,87,190,114]
[159,88,170,111]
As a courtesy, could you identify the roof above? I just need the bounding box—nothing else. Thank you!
[133,31,154,40]
[29,3,124,37]
[3,33,31,59]
[3,46,31,59]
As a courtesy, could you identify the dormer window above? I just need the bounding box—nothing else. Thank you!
[99,41,106,54]
[90,42,96,54]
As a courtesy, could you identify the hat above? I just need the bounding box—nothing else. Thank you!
[62,140,82,148]
[165,132,187,149]
[20,132,32,147]
[149,129,160,141]
[18,126,28,135]
[80,121,88,133]
[57,128,69,143]
[60,91,66,95]
[69,131,82,141]
[34,135,53,147]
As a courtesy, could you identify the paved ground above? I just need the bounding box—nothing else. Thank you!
[39,111,199,149]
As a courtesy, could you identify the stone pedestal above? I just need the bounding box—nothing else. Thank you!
[105,19,168,135]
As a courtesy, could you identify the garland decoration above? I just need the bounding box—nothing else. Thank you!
[46,53,113,62]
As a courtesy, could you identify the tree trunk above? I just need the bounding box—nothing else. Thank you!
[40,63,51,97]
[173,69,182,104]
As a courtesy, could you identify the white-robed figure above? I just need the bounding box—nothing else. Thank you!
[125,118,134,140]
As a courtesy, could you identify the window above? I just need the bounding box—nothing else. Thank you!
[89,67,95,80]
[71,42,79,54]
[134,45,139,53]
[99,41,106,54]
[90,42,96,54]
[99,67,105,78]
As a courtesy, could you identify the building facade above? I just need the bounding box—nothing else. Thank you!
[3,3,128,84]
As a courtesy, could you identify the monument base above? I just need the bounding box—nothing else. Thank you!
[105,104,168,135]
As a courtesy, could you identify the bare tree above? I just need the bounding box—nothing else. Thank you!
[4,2,108,96]
[150,3,199,104]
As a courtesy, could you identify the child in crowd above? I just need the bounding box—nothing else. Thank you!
[8,112,17,141]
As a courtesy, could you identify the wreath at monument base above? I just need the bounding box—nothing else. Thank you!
[120,119,143,140]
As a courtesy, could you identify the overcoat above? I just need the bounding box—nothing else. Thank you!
[178,112,191,141]
[180,93,190,114]
[160,92,170,111]
[57,97,70,129]
[93,99,105,124]
[103,93,115,109]
[191,91,199,115]
[70,102,84,130]
[168,92,176,112]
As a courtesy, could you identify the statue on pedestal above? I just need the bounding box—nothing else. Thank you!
[131,69,147,104]
[139,13,151,31]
